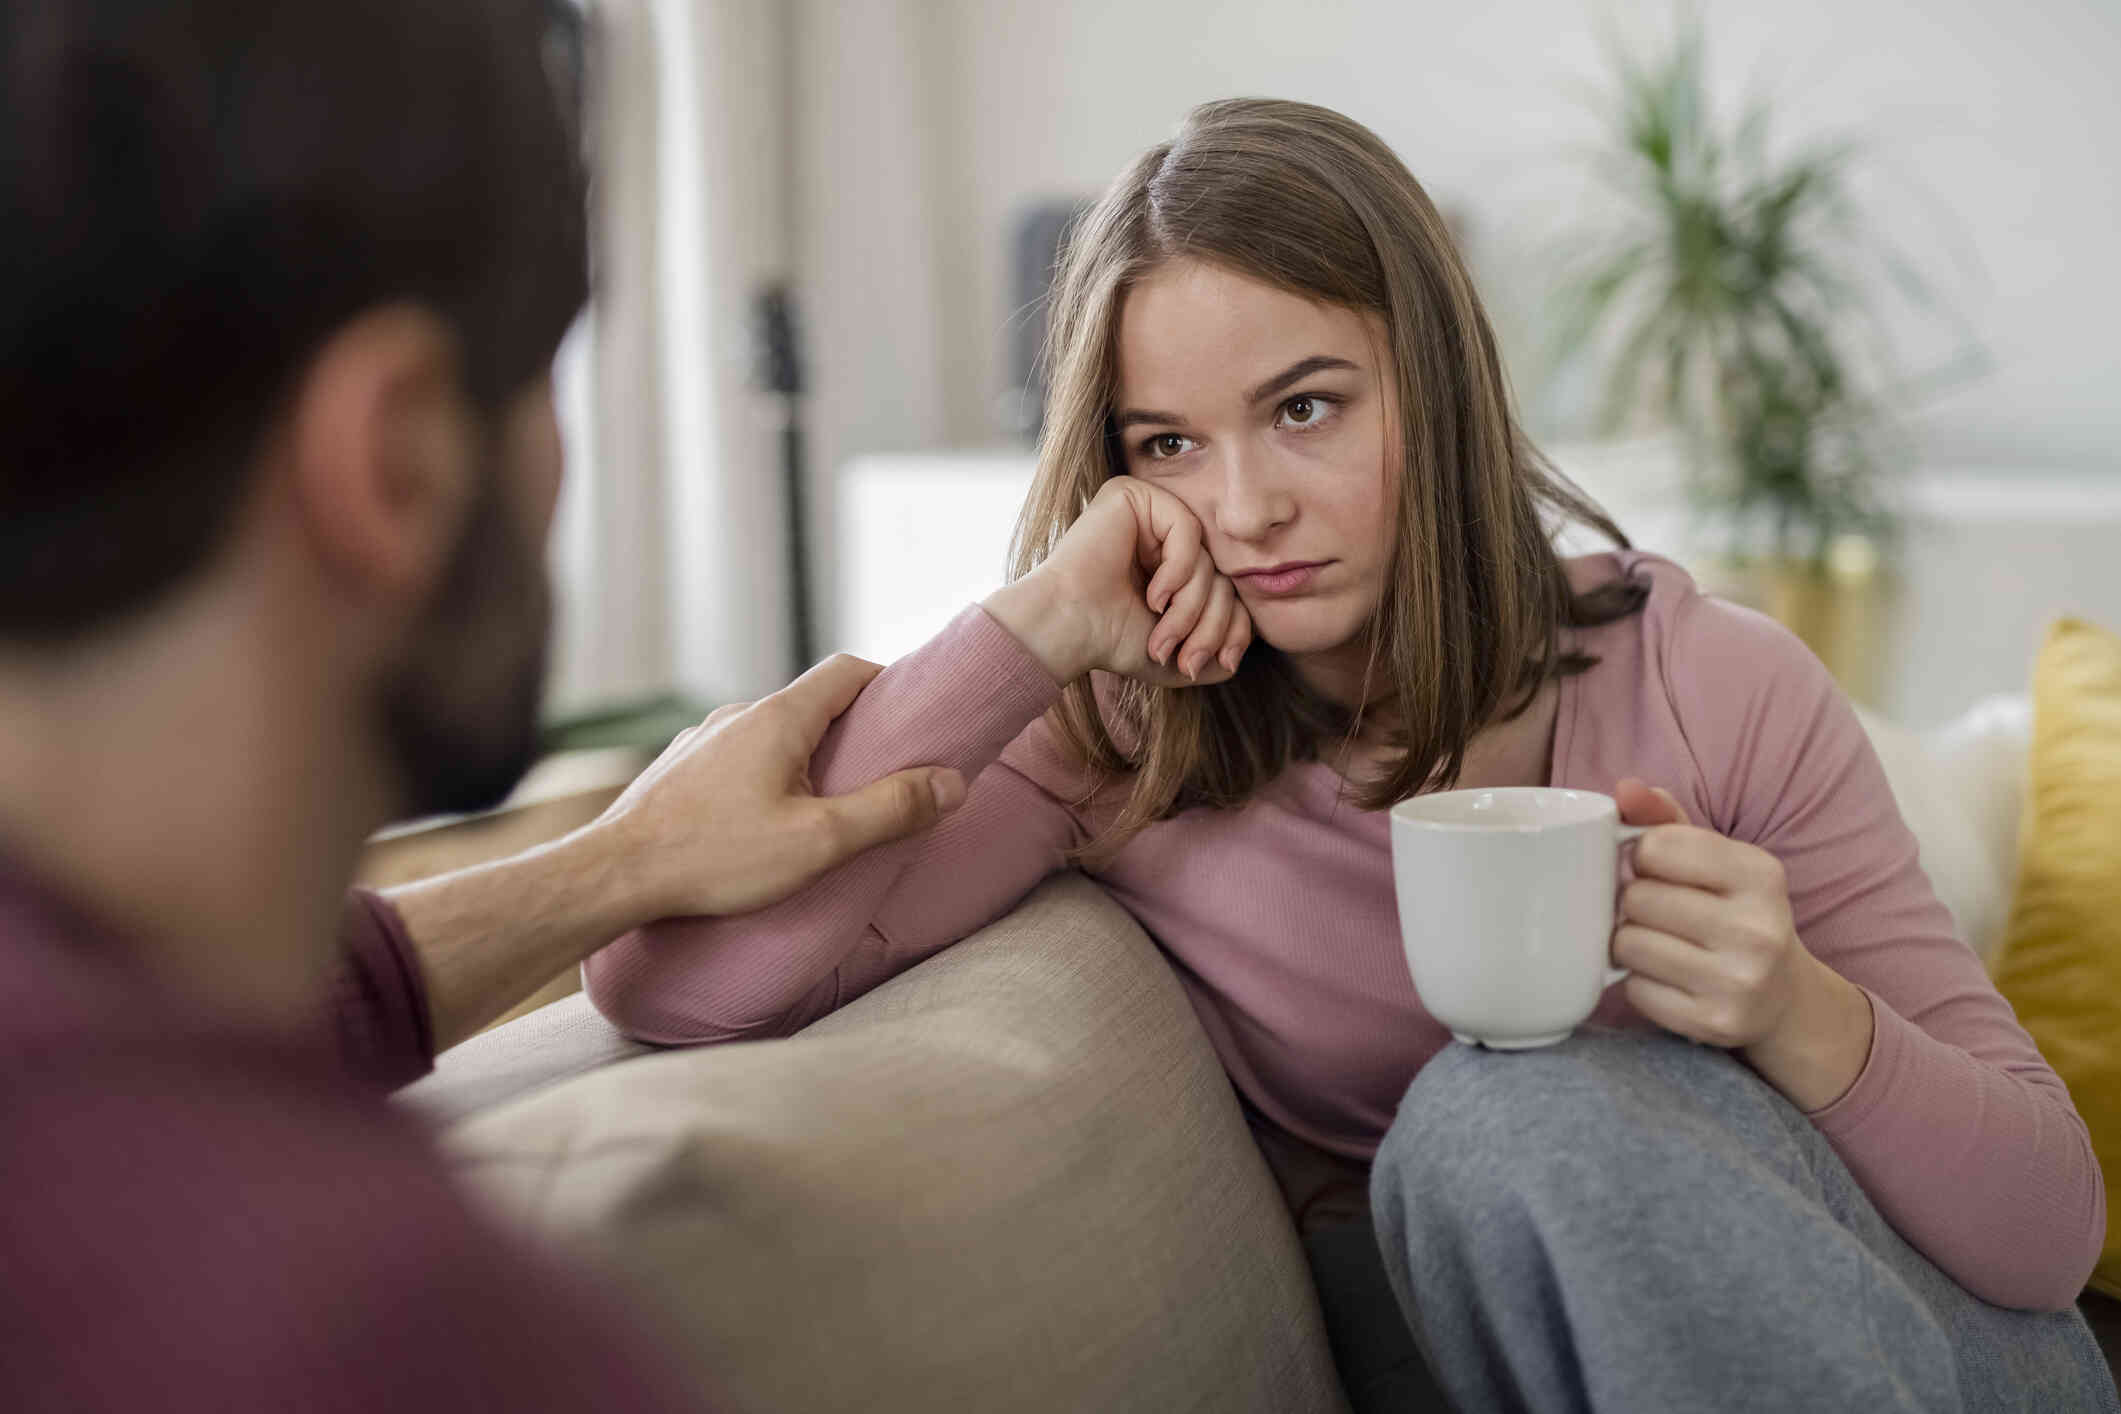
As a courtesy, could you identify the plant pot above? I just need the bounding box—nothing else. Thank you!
[1694,542,1897,709]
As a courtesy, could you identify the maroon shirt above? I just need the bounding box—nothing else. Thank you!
[0,855,704,1411]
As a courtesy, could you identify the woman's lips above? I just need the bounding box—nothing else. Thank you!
[1235,561,1329,596]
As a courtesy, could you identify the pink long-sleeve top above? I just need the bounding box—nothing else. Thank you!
[585,549,2103,1311]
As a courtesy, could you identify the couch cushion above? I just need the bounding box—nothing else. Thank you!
[1856,696,2032,968]
[399,990,652,1125]
[1994,617,2121,1298]
[1924,695,2034,896]
[438,874,1349,1414]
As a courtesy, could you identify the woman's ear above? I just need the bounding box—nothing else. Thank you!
[283,304,476,612]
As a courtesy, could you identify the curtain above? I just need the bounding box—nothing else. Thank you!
[546,0,796,717]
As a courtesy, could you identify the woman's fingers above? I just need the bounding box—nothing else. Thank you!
[1632,824,1758,895]
[1618,877,1726,943]
[1620,969,1716,1045]
[1176,576,1237,680]
[1614,776,1692,828]
[1220,602,1253,674]
[1148,554,1216,665]
[1139,502,1203,614]
[1610,922,1717,993]
[1100,478,1253,685]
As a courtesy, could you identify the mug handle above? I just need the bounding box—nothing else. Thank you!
[1607,824,1649,986]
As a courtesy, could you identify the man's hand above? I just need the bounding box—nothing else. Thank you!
[387,654,962,1051]
[592,654,965,921]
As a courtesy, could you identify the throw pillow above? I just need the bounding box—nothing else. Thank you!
[1994,616,2121,1298]
[1855,704,2015,967]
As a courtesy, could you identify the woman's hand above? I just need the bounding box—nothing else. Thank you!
[982,476,1252,687]
[1610,778,1874,1111]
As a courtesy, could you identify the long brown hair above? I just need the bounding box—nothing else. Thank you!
[1010,98,1646,861]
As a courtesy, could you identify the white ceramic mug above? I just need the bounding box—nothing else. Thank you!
[1389,787,1644,1049]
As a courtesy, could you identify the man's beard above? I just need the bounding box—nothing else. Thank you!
[381,470,551,820]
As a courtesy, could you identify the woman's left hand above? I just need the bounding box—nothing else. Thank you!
[1609,778,1807,1049]
[1610,778,1874,1110]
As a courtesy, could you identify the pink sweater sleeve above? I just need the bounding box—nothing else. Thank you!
[583,606,1085,1042]
[1662,591,2102,1309]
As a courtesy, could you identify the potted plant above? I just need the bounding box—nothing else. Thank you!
[1546,19,1966,704]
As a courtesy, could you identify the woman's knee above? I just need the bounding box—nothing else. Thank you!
[1392,1030,1636,1139]
[1379,1028,1823,1236]
[1376,1030,1724,1211]
[1375,1040,1589,1219]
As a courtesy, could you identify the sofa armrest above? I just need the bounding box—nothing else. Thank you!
[398,990,652,1125]
[436,873,1349,1414]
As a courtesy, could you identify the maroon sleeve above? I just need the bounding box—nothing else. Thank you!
[0,1045,711,1412]
[332,888,436,1091]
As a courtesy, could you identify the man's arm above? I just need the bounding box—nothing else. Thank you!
[382,824,650,1052]
[381,656,966,1054]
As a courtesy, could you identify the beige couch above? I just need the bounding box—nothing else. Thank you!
[397,695,2063,1412]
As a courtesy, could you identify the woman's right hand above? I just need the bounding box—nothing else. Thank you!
[983,476,1252,687]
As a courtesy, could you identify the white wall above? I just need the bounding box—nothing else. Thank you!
[794,0,2121,524]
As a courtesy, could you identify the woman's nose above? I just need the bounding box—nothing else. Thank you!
[1214,448,1296,542]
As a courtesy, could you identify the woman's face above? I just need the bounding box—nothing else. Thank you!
[1112,258,1397,690]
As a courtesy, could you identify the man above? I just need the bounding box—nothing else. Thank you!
[0,2,963,1406]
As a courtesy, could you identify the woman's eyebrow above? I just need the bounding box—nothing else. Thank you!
[1112,354,1360,430]
[1113,406,1188,431]
[1246,354,1359,406]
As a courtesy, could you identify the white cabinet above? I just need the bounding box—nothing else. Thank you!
[835,453,1037,667]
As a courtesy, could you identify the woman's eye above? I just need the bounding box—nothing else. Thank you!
[1143,432,1195,460]
[1277,394,1337,431]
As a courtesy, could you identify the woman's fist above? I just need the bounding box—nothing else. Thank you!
[984,477,1252,687]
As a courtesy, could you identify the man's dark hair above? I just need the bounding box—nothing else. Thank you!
[0,0,590,642]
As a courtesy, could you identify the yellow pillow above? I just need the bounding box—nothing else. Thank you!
[1995,616,2121,1298]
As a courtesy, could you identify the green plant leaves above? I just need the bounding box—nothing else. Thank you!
[1542,15,1967,565]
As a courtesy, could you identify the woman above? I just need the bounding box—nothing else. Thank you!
[586,99,2113,1411]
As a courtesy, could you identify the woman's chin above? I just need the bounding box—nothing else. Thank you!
[1247,602,1370,660]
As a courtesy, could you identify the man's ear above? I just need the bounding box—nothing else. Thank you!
[284,304,476,610]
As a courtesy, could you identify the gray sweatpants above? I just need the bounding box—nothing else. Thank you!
[1368,1028,2119,1413]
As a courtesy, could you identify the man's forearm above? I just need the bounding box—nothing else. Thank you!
[384,823,651,1052]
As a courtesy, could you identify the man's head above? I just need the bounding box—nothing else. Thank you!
[0,0,588,816]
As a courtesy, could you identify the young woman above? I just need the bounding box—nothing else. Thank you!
[586,99,2114,1411]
